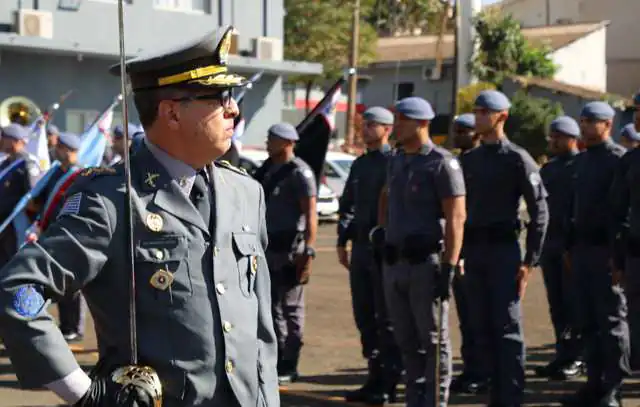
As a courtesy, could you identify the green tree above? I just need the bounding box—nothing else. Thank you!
[505,90,563,159]
[470,10,558,85]
[456,82,496,114]
[365,0,449,36]
[284,0,377,112]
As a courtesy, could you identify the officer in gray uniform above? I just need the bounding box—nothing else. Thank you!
[255,122,317,385]
[449,113,488,395]
[460,90,548,407]
[535,116,583,380]
[0,124,40,269]
[338,106,401,404]
[378,97,466,407]
[0,26,280,407]
[618,123,640,151]
[563,102,630,407]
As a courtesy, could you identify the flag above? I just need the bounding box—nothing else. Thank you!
[295,76,346,188]
[25,120,51,175]
[78,97,119,167]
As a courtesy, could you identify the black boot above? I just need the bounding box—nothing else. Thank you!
[345,357,387,404]
[278,345,301,385]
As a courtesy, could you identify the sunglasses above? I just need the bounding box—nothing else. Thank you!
[172,89,232,107]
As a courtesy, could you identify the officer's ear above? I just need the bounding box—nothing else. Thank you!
[158,100,181,130]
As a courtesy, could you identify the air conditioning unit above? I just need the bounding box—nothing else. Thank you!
[17,9,53,39]
[252,37,283,61]
[423,66,443,81]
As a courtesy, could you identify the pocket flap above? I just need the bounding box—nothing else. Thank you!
[232,232,260,256]
[135,235,188,263]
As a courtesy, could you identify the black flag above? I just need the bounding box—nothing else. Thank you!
[294,76,345,188]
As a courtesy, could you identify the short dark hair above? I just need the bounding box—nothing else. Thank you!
[133,88,187,127]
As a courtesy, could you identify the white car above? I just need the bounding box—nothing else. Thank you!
[237,148,340,220]
[323,151,356,198]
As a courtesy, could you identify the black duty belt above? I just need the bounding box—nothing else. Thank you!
[383,235,442,266]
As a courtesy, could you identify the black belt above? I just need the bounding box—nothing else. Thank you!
[384,239,442,266]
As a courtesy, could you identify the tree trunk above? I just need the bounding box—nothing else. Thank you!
[305,80,313,114]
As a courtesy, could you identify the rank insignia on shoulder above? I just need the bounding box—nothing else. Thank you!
[150,269,174,290]
[12,285,45,318]
[216,160,248,176]
[80,167,117,177]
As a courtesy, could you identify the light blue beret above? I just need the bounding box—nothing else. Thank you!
[268,122,299,141]
[581,101,615,120]
[46,124,59,135]
[620,123,640,141]
[363,107,394,125]
[395,97,435,120]
[474,90,511,111]
[1,124,30,142]
[550,116,580,138]
[454,113,475,129]
[58,132,82,150]
[113,123,139,139]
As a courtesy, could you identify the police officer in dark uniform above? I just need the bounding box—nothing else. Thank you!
[0,26,280,407]
[535,116,583,380]
[255,122,318,385]
[611,114,640,377]
[106,123,136,166]
[378,97,466,407]
[449,113,489,395]
[460,90,549,407]
[338,106,401,404]
[618,123,640,151]
[47,124,60,162]
[31,132,88,343]
[562,102,630,407]
[0,124,40,269]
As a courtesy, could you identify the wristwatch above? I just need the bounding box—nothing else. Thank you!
[304,246,316,259]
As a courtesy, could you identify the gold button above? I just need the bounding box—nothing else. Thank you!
[213,246,220,256]
[251,256,258,274]
[216,283,226,295]
[154,250,164,260]
[223,321,232,333]
[225,360,233,373]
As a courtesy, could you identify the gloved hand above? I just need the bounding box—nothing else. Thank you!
[435,263,456,301]
[74,365,161,407]
[369,226,386,249]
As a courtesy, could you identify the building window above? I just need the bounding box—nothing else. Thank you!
[394,82,414,101]
[66,109,99,134]
[282,83,296,110]
[153,0,208,13]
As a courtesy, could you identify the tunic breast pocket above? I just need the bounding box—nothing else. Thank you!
[134,235,191,304]
[232,232,262,298]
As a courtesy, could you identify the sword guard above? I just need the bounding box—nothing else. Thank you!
[111,365,163,407]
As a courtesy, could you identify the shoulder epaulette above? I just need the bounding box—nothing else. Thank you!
[215,160,248,176]
[79,166,119,178]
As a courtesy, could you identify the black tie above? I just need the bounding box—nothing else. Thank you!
[190,169,211,229]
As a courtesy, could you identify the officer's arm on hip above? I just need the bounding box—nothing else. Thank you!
[255,185,280,406]
[436,157,466,265]
[0,185,113,392]
[518,152,549,267]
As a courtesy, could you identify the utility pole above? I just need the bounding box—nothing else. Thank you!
[345,0,360,148]
[457,0,481,88]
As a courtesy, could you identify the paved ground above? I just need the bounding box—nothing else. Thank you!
[1,223,640,406]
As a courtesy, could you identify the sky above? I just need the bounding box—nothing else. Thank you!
[482,0,501,4]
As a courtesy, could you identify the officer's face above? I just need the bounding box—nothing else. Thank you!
[452,124,475,150]
[168,89,238,164]
[473,107,505,134]
[265,135,292,157]
[0,138,21,154]
[579,117,610,146]
[47,133,58,147]
[546,132,573,155]
[362,120,389,144]
[393,114,424,142]
[55,144,77,164]
[112,137,130,156]
[634,104,640,131]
